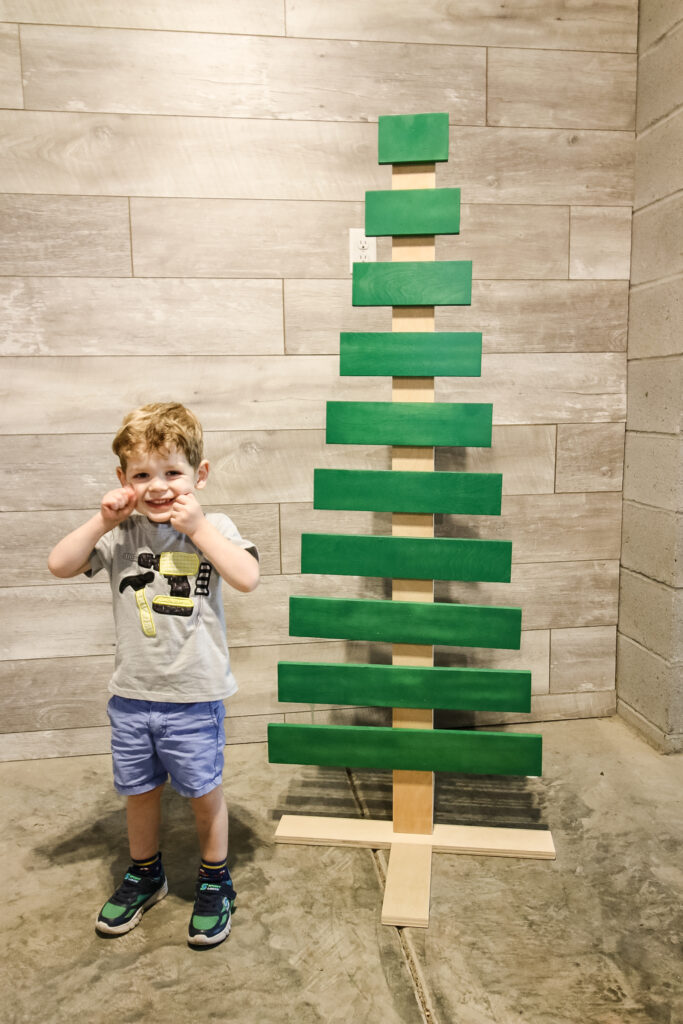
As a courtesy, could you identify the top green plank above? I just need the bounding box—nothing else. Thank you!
[378,112,449,165]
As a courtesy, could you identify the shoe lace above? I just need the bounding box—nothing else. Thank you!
[110,871,149,905]
[195,881,234,915]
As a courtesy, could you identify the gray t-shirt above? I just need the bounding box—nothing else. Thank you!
[87,513,257,702]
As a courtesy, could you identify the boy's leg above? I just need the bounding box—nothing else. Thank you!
[188,785,235,948]
[127,783,165,859]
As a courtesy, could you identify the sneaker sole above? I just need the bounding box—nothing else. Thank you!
[187,910,232,948]
[95,878,168,936]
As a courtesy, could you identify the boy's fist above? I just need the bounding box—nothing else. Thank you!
[100,485,137,526]
[170,493,204,536]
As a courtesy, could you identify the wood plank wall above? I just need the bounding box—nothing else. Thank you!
[0,0,638,760]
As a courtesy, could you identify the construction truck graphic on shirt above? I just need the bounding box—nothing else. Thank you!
[119,551,213,638]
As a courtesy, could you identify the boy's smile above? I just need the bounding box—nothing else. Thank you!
[117,446,209,523]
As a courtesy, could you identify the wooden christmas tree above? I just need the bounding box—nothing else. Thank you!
[268,113,555,927]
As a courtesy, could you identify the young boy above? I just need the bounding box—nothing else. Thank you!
[48,402,259,948]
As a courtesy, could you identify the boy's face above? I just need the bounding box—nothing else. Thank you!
[116,446,209,523]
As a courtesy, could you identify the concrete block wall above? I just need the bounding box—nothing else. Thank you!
[0,1,638,760]
[617,0,683,753]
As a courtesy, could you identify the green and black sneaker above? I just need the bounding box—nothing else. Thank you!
[96,866,168,935]
[187,878,236,948]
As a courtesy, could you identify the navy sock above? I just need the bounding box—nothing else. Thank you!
[198,858,231,885]
[132,852,163,877]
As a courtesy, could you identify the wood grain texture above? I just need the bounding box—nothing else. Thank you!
[1,504,281,586]
[488,49,636,130]
[20,26,485,124]
[268,723,542,776]
[0,110,385,200]
[0,1,286,32]
[284,1,638,52]
[0,22,21,107]
[352,261,472,307]
[339,332,481,377]
[131,198,365,278]
[434,688,616,729]
[0,431,391,510]
[326,401,492,448]
[438,353,626,424]
[436,628,550,696]
[437,425,557,495]
[382,843,432,928]
[550,626,617,693]
[0,195,131,276]
[439,205,569,280]
[310,468,500,516]
[285,279,628,355]
[365,188,460,237]
[569,207,633,280]
[0,278,284,356]
[438,560,620,630]
[1,355,386,434]
[555,424,625,493]
[440,127,634,206]
[378,112,450,164]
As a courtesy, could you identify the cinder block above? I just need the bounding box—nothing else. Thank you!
[628,275,683,358]
[631,192,683,285]
[617,633,682,737]
[635,106,683,210]
[636,23,683,132]
[639,0,683,56]
[623,432,683,511]
[618,568,682,662]
[627,355,683,434]
[621,501,683,587]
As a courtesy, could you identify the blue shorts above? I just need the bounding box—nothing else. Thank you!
[107,696,226,798]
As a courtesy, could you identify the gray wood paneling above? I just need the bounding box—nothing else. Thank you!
[285,279,629,355]
[569,206,632,280]
[437,425,557,496]
[0,111,386,200]
[488,49,636,130]
[284,1,638,53]
[2,355,388,433]
[550,626,617,693]
[280,492,622,572]
[0,0,286,33]
[442,127,634,206]
[438,353,626,424]
[439,205,569,280]
[130,199,365,279]
[0,278,284,356]
[436,628,550,695]
[21,25,486,124]
[0,431,391,510]
[0,22,21,107]
[439,559,620,630]
[435,689,616,729]
[555,423,625,493]
[0,195,131,276]
[1,503,282,585]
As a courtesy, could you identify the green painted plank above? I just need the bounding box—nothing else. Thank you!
[352,261,471,307]
[326,401,492,447]
[365,188,460,237]
[268,723,542,777]
[313,469,502,515]
[278,661,531,713]
[290,596,522,650]
[339,331,481,377]
[378,112,450,165]
[301,534,512,582]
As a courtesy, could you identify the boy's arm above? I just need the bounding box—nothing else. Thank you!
[171,495,260,593]
[47,486,137,578]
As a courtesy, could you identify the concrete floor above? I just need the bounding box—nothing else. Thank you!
[2,716,681,1024]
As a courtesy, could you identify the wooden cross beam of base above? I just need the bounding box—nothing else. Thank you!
[274,814,556,928]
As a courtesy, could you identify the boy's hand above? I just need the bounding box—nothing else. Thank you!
[170,493,205,537]
[100,485,137,528]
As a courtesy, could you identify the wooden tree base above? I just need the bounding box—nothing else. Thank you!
[274,814,556,928]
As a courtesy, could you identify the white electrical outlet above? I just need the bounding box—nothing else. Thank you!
[349,228,376,273]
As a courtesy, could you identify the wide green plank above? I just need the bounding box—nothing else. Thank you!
[290,596,522,650]
[365,188,460,237]
[268,723,542,777]
[278,661,531,713]
[301,534,512,582]
[326,401,492,447]
[378,112,450,165]
[339,332,481,377]
[313,469,502,515]
[352,261,471,307]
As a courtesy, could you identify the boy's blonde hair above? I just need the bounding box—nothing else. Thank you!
[113,402,204,470]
